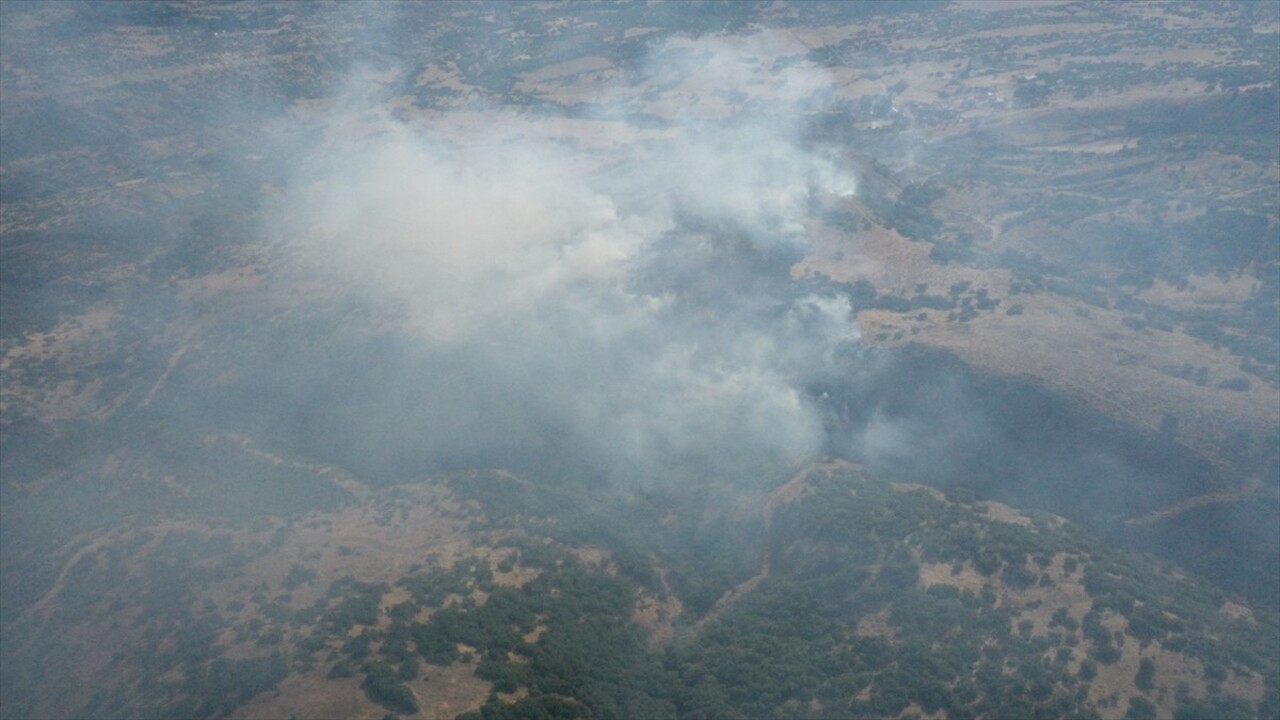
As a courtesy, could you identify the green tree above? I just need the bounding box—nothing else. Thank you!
[1124,696,1157,720]
[1135,657,1155,691]
[362,662,418,715]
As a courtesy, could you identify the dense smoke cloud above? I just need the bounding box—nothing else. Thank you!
[262,34,859,486]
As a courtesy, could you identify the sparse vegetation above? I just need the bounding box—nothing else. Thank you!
[1,1,1276,719]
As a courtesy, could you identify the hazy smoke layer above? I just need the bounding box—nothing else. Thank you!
[266,35,858,485]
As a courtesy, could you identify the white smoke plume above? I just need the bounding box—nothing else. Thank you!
[265,33,860,485]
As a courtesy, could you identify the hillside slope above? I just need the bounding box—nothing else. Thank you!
[5,464,1273,720]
